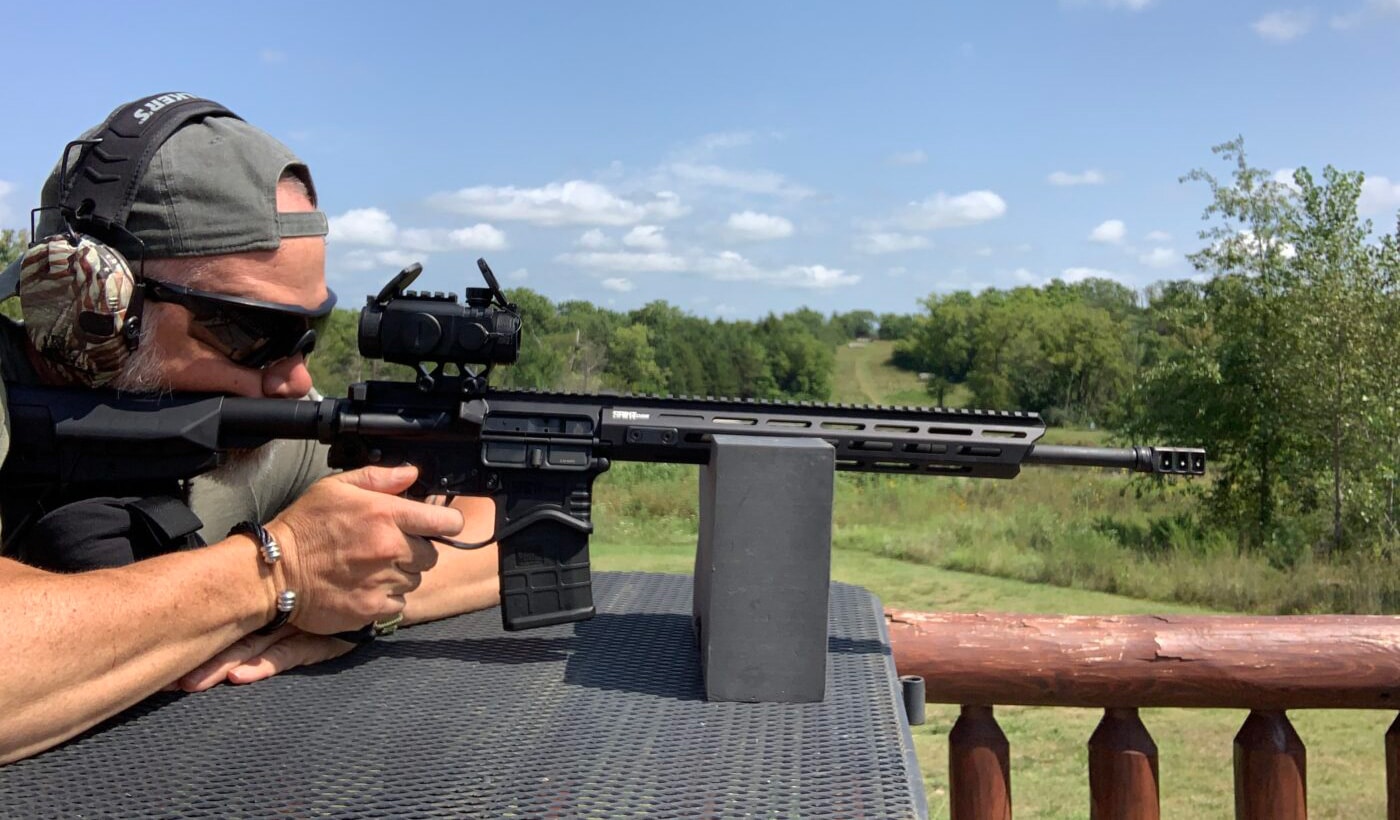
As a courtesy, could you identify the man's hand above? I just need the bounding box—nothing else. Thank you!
[174,626,356,692]
[261,464,464,635]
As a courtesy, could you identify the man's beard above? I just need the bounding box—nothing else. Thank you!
[213,445,273,480]
[108,333,271,477]
[109,337,169,394]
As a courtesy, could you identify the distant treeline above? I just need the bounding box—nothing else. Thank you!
[309,292,883,403]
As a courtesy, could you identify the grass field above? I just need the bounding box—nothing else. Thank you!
[592,540,1393,819]
[830,339,973,408]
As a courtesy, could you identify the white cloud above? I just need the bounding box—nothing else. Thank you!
[1219,230,1298,260]
[768,265,859,289]
[622,225,668,250]
[1253,10,1313,41]
[725,211,794,241]
[1272,167,1301,193]
[1061,267,1124,283]
[601,277,635,293]
[975,247,994,257]
[667,163,813,199]
[1360,175,1400,215]
[677,131,756,161]
[446,224,507,250]
[1048,169,1106,186]
[342,248,423,272]
[1013,268,1037,283]
[886,266,908,277]
[430,180,687,226]
[896,190,1007,231]
[329,207,397,246]
[1089,219,1127,244]
[0,180,14,228]
[555,250,688,273]
[329,207,506,252]
[505,268,529,282]
[559,244,859,291]
[578,229,613,249]
[696,251,859,289]
[1139,247,1178,269]
[854,232,930,254]
[1145,230,1172,242]
[399,225,508,252]
[888,149,928,166]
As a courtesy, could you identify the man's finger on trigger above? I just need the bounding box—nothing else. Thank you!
[389,498,465,538]
[332,464,419,494]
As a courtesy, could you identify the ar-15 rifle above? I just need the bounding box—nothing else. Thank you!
[1,260,1205,631]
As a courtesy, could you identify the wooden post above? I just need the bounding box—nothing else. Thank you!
[1387,712,1398,820]
[1088,707,1159,820]
[949,705,1011,820]
[1234,710,1306,820]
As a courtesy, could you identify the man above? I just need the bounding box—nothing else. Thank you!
[0,96,500,764]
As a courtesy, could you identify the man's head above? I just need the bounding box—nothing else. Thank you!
[22,96,333,399]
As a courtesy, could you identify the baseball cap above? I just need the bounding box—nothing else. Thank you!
[34,96,329,260]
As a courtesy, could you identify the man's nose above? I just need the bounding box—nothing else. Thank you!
[262,354,314,398]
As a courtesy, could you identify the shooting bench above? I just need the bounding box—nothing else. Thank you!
[0,573,928,818]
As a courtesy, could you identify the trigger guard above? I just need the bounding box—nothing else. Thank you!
[429,506,593,550]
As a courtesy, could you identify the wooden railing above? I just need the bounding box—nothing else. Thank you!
[886,611,1400,819]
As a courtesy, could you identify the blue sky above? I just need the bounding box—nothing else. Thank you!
[3,1,1399,318]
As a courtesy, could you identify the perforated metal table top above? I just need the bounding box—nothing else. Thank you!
[2,572,927,819]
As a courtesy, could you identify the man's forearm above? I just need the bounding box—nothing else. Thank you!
[0,541,272,764]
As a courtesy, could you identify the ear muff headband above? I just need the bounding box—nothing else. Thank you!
[60,93,242,240]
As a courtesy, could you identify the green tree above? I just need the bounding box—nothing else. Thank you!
[760,324,833,400]
[831,310,877,340]
[1,230,27,321]
[895,291,979,405]
[604,323,666,393]
[0,230,24,267]
[498,288,565,389]
[1283,167,1396,552]
[1375,229,1400,544]
[1170,137,1301,547]
[876,312,917,341]
[1126,139,1400,558]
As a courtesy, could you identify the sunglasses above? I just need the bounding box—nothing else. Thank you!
[142,279,337,368]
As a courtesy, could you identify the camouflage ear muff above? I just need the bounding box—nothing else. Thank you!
[18,235,139,387]
[23,93,240,386]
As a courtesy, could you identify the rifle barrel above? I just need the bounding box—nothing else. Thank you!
[1025,444,1205,475]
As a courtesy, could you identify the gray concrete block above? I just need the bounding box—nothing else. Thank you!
[693,434,835,702]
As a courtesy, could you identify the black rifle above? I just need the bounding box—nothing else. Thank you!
[0,261,1205,631]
